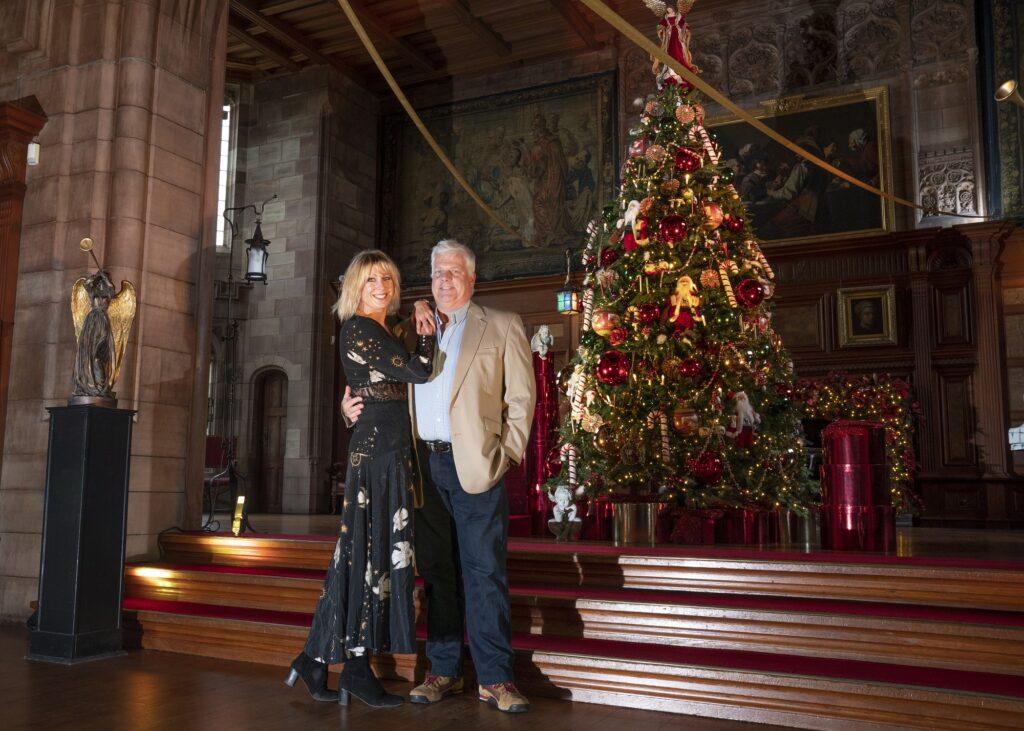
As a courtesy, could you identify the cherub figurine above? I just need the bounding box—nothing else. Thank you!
[644,0,700,90]
[70,244,137,405]
[530,324,555,359]
[548,484,580,523]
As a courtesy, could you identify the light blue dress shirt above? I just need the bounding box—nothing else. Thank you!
[414,302,470,442]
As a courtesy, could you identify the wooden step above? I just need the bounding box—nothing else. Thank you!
[124,563,1024,676]
[159,531,1024,611]
[122,600,1024,731]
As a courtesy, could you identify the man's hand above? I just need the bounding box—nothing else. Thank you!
[341,386,364,425]
[413,299,436,336]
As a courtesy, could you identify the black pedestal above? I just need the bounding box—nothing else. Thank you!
[28,405,135,663]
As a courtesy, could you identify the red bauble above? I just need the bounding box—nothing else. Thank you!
[545,446,563,479]
[678,358,703,378]
[688,450,723,484]
[638,303,661,324]
[735,278,765,308]
[608,327,628,346]
[658,214,688,243]
[600,248,620,267]
[774,382,795,400]
[674,147,702,173]
[724,215,745,233]
[596,349,630,385]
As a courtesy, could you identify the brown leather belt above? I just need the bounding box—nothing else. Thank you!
[351,383,406,401]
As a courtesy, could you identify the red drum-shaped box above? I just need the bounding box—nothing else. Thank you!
[820,463,890,508]
[822,420,887,466]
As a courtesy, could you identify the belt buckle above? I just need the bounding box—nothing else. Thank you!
[428,440,450,453]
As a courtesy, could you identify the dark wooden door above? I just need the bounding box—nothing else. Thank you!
[254,371,287,513]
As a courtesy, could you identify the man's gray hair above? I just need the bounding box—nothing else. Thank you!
[431,239,477,276]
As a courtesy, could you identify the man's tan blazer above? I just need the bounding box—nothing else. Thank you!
[409,301,536,495]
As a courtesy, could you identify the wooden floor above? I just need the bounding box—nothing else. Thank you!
[3,625,788,731]
[216,513,1024,561]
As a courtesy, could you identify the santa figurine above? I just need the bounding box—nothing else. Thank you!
[664,274,704,331]
[725,391,761,448]
[645,0,701,91]
[611,199,647,252]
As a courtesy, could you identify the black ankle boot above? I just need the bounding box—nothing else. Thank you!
[338,654,403,708]
[284,652,338,702]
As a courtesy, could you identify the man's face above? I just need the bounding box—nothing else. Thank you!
[432,251,475,314]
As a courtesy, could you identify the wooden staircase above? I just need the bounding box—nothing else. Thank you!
[123,532,1024,729]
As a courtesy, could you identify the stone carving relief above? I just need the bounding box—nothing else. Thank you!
[784,9,840,90]
[912,66,969,89]
[727,25,782,97]
[910,0,969,64]
[691,32,727,93]
[840,1,903,80]
[918,148,977,220]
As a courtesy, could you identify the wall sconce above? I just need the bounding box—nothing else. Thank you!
[995,80,1024,109]
[555,248,580,315]
[26,141,40,166]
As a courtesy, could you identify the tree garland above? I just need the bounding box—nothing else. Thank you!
[795,373,919,512]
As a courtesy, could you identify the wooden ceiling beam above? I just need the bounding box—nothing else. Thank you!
[337,0,438,73]
[227,21,302,72]
[446,0,511,58]
[547,0,602,51]
[229,0,367,86]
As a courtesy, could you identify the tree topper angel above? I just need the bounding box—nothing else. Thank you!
[643,0,700,90]
[70,238,137,406]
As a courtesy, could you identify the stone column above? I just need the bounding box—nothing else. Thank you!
[0,0,228,622]
[0,99,46,468]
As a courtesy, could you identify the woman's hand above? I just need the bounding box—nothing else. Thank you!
[413,299,436,336]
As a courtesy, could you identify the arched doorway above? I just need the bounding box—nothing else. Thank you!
[252,369,288,513]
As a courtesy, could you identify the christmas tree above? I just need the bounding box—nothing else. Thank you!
[553,5,814,512]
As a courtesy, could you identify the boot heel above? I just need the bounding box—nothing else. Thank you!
[338,689,350,706]
[284,668,299,687]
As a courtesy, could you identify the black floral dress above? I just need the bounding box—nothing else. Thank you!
[304,316,432,661]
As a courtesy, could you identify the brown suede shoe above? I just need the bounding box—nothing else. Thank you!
[409,674,464,704]
[478,682,529,713]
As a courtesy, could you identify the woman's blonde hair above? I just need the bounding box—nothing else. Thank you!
[332,249,402,322]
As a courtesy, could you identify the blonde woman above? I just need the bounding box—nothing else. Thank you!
[286,250,433,707]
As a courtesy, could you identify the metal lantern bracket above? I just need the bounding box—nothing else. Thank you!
[207,195,277,534]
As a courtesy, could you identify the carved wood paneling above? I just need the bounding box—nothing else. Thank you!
[933,282,971,345]
[938,372,975,466]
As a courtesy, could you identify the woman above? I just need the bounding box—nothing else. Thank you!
[285,250,434,707]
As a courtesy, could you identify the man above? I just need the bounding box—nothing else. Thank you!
[342,239,536,713]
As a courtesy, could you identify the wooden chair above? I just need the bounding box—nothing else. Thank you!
[328,462,345,514]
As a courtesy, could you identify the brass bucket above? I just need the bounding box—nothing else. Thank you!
[612,502,664,545]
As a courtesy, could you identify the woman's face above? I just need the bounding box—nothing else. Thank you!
[359,264,395,316]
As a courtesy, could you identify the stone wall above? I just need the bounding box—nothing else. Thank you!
[0,0,227,621]
[216,67,379,515]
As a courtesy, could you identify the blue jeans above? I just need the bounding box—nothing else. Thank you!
[415,447,513,685]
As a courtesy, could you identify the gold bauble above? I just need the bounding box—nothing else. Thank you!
[594,426,619,453]
[591,308,621,337]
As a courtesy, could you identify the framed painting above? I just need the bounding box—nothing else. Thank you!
[837,285,897,347]
[709,87,894,245]
[379,74,616,285]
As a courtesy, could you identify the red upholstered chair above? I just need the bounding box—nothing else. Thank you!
[203,436,232,526]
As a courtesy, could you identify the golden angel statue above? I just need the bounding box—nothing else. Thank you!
[643,0,700,90]
[70,269,136,406]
